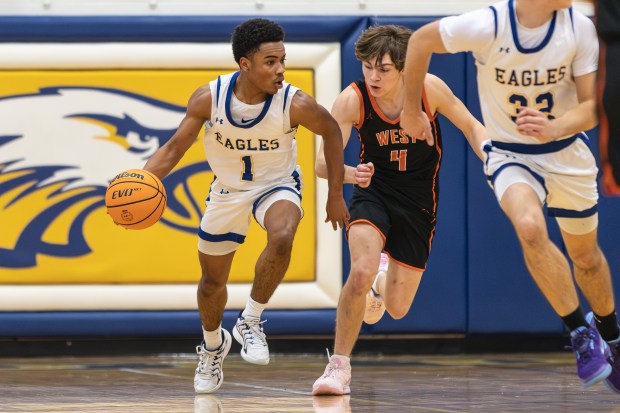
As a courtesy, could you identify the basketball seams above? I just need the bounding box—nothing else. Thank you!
[122,194,166,228]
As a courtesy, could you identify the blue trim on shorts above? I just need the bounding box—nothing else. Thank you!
[198,228,246,244]
[490,134,584,155]
[205,175,217,203]
[548,205,597,218]
[251,187,302,217]
[488,162,547,194]
[292,169,301,191]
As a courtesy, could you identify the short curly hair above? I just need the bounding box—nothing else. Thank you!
[355,25,412,71]
[231,18,285,64]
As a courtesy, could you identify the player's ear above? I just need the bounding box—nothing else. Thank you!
[239,56,250,72]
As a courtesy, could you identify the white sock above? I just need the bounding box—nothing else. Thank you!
[203,325,222,351]
[242,297,266,319]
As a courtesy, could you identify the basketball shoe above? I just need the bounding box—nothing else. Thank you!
[570,325,612,387]
[233,314,270,365]
[194,329,232,394]
[312,352,351,395]
[363,252,388,324]
[586,312,620,393]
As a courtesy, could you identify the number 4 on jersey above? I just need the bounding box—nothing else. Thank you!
[390,149,407,171]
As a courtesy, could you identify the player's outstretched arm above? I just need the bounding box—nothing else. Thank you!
[315,86,374,187]
[401,21,448,145]
[144,86,212,179]
[291,91,349,230]
[424,74,487,160]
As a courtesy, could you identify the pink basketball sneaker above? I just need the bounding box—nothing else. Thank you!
[312,352,352,396]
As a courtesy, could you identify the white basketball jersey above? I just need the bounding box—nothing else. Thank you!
[204,71,300,190]
[440,0,598,144]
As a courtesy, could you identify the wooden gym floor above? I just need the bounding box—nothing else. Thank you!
[1,352,619,412]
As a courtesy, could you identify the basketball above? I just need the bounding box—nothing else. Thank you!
[105,169,167,230]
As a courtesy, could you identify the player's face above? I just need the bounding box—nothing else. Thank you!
[245,41,286,95]
[361,54,403,98]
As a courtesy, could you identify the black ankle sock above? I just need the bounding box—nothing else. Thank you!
[562,307,588,332]
[593,310,620,342]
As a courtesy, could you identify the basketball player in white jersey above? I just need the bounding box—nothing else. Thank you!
[400,0,620,392]
[144,18,349,394]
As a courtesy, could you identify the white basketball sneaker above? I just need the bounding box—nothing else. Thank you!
[363,253,388,324]
[194,329,232,394]
[233,314,270,365]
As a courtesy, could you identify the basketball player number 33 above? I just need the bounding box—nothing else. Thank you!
[509,91,555,121]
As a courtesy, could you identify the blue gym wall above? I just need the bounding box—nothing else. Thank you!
[0,15,618,340]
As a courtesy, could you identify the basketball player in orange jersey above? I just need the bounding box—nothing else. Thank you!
[143,18,349,394]
[401,0,620,391]
[312,25,487,395]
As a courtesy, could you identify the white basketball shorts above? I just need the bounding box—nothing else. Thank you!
[197,166,304,255]
[482,134,599,235]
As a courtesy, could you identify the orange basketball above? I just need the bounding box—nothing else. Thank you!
[105,169,167,230]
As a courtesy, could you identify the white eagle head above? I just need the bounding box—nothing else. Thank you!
[0,86,208,268]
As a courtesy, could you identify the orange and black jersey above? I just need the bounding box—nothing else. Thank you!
[351,79,443,212]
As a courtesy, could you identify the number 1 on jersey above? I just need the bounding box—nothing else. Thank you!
[241,155,254,181]
[390,149,407,171]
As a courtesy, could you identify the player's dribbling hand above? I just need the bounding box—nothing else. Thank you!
[515,107,558,143]
[325,194,350,231]
[400,108,434,146]
[355,162,374,188]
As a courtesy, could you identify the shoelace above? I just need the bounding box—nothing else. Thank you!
[196,345,224,377]
[242,318,268,347]
[572,329,597,362]
[322,349,346,378]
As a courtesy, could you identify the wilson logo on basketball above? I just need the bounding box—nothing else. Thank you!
[112,171,146,182]
[0,86,212,268]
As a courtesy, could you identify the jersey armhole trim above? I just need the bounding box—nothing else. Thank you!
[421,87,437,121]
[490,5,498,39]
[351,82,365,130]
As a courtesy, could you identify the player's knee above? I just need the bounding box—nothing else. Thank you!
[198,273,226,297]
[385,302,410,320]
[570,247,603,273]
[346,265,376,297]
[513,213,546,245]
[267,227,296,255]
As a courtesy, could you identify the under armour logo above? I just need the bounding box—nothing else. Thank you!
[499,47,510,53]
[215,117,224,124]
[219,188,229,194]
